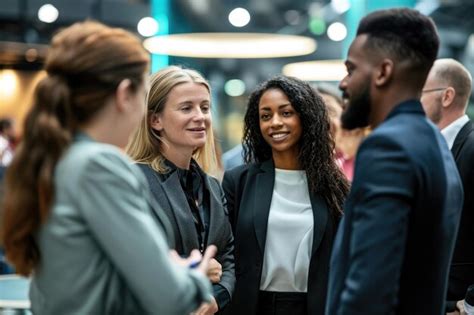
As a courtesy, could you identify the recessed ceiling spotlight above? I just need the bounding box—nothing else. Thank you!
[137,17,159,37]
[225,79,246,97]
[228,8,251,27]
[38,4,59,23]
[331,0,351,14]
[327,22,347,42]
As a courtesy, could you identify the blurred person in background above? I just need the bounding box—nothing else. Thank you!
[127,65,235,315]
[421,58,474,314]
[0,118,16,168]
[222,143,244,170]
[0,119,16,274]
[0,21,215,314]
[223,76,349,315]
[315,84,369,182]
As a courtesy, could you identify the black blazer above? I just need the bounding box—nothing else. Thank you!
[222,160,339,315]
[448,120,474,303]
[137,163,235,309]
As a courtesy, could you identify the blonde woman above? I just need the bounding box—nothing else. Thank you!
[127,66,235,315]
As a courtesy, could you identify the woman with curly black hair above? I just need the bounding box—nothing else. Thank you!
[223,76,349,315]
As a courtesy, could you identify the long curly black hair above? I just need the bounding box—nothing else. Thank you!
[243,76,349,217]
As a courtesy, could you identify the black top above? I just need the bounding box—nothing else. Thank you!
[164,159,210,252]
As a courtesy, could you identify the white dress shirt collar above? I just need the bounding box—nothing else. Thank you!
[441,114,469,149]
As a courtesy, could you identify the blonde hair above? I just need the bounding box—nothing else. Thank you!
[127,66,218,176]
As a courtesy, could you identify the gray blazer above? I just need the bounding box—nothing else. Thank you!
[29,134,212,315]
[137,163,235,309]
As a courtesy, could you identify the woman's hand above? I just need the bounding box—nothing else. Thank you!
[169,249,202,267]
[192,297,219,315]
[206,258,222,283]
[169,245,217,273]
[171,246,219,315]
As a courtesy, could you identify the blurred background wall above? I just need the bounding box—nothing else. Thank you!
[1,0,473,150]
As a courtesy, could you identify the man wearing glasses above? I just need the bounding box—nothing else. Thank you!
[421,58,474,315]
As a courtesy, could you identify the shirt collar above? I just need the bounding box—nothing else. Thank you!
[441,114,469,149]
[163,158,204,181]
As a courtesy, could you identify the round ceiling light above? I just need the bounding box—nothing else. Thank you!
[283,60,346,81]
[225,79,246,97]
[38,4,59,23]
[137,17,159,37]
[327,22,347,42]
[228,8,251,27]
[143,33,317,58]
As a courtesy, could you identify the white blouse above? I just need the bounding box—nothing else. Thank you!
[259,168,314,292]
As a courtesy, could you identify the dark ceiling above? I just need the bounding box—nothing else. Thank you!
[0,0,150,69]
[1,0,474,75]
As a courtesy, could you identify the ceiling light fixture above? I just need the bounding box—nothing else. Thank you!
[137,17,159,37]
[327,22,347,41]
[283,59,346,81]
[225,79,246,97]
[331,0,351,14]
[228,8,251,27]
[0,70,18,98]
[38,4,59,23]
[143,33,316,58]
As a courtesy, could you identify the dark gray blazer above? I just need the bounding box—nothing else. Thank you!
[326,100,464,315]
[223,160,339,315]
[137,163,235,308]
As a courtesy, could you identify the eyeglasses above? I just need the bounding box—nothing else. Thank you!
[421,87,448,94]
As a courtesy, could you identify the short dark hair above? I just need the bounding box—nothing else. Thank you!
[357,8,439,75]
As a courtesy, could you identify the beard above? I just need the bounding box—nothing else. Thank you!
[341,85,371,130]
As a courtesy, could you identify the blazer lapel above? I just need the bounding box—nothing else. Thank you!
[146,196,176,248]
[309,193,328,257]
[204,176,220,246]
[161,172,200,252]
[136,164,176,247]
[451,120,473,160]
[253,160,275,253]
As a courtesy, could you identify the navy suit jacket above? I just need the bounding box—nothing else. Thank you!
[447,120,474,306]
[326,100,463,315]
